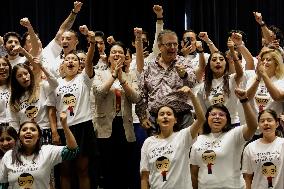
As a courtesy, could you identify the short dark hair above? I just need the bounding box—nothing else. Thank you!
[3,32,22,45]
[202,103,232,134]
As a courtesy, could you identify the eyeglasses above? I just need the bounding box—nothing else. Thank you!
[161,42,178,48]
[209,111,226,118]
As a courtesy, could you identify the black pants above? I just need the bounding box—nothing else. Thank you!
[97,116,140,189]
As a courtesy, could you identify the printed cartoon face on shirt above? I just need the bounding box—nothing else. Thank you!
[18,172,34,189]
[262,162,277,188]
[255,85,270,112]
[62,93,76,116]
[25,106,38,120]
[156,156,170,182]
[255,95,270,112]
[211,93,225,105]
[202,150,216,174]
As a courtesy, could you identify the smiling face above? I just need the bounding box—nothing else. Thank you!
[261,53,277,77]
[61,31,78,54]
[210,53,227,78]
[159,33,179,64]
[0,58,10,84]
[16,67,31,88]
[19,122,40,151]
[208,108,228,133]
[77,52,87,73]
[63,53,80,78]
[109,45,125,70]
[258,111,278,137]
[0,131,16,153]
[156,106,177,132]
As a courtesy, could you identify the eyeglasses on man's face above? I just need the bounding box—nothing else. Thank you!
[161,42,179,48]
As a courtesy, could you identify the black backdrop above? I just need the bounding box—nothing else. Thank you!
[1,0,283,55]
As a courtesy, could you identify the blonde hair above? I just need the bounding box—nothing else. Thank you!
[259,48,284,79]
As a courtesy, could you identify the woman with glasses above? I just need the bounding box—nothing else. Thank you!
[190,88,257,189]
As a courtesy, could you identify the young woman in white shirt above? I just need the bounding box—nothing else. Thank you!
[242,109,284,189]
[0,112,78,189]
[190,89,257,189]
[53,31,96,189]
[140,86,205,189]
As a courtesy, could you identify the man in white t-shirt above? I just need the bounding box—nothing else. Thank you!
[3,32,26,67]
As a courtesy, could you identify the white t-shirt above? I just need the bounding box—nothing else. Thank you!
[9,79,57,130]
[184,52,210,71]
[140,127,194,189]
[197,74,241,124]
[53,71,93,128]
[0,86,10,123]
[190,126,246,189]
[242,137,284,189]
[9,56,26,68]
[246,74,284,115]
[0,145,64,189]
[42,39,63,78]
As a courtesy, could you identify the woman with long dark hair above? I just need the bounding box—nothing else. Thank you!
[0,112,78,189]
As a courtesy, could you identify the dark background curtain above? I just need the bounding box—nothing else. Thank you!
[0,0,283,55]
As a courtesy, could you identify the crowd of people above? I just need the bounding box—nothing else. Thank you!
[0,1,284,189]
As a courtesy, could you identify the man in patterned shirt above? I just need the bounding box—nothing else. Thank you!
[136,29,197,134]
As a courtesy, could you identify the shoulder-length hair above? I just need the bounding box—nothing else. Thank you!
[202,103,233,134]
[10,63,35,112]
[204,51,230,98]
[259,48,284,79]
[12,121,42,165]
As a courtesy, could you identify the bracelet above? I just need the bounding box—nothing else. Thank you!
[157,17,163,20]
[260,21,266,27]
[71,9,78,15]
[240,97,249,103]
